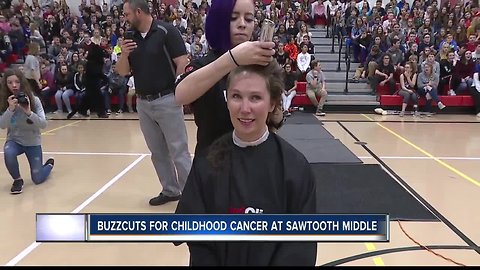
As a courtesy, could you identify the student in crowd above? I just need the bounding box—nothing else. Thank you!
[439,51,455,96]
[175,61,317,266]
[306,60,328,116]
[370,53,396,95]
[0,69,54,194]
[472,64,480,117]
[453,50,475,94]
[54,63,74,114]
[70,62,87,117]
[417,63,446,115]
[282,63,298,116]
[398,61,418,117]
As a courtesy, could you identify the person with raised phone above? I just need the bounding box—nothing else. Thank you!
[117,0,192,206]
[0,69,54,194]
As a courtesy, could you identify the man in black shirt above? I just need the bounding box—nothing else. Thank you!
[371,53,396,95]
[117,0,192,206]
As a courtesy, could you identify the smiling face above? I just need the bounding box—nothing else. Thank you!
[227,71,274,142]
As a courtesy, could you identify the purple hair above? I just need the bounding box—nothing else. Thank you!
[205,0,236,53]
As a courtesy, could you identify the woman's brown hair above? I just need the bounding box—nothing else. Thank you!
[0,68,37,112]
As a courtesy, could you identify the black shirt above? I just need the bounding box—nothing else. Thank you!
[377,63,395,77]
[274,51,289,66]
[176,51,234,154]
[440,59,453,78]
[284,71,298,91]
[128,20,186,95]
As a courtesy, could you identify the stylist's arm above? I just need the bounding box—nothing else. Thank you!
[175,41,275,105]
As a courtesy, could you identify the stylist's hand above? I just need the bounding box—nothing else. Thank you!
[229,41,275,66]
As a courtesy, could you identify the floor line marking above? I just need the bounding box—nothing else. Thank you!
[357,156,480,160]
[4,154,147,266]
[373,257,385,266]
[360,114,480,188]
[41,120,82,135]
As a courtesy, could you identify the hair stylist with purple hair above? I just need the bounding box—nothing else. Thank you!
[175,0,280,154]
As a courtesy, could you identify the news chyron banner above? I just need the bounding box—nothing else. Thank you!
[36,214,390,242]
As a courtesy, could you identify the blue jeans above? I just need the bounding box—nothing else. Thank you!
[74,91,86,110]
[4,141,52,184]
[417,86,440,112]
[101,86,111,111]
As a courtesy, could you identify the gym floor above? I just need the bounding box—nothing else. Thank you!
[1,112,479,266]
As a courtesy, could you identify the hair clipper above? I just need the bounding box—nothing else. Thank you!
[260,19,275,42]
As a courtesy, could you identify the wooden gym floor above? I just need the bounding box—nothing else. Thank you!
[0,112,479,266]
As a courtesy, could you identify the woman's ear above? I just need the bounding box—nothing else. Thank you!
[269,102,275,113]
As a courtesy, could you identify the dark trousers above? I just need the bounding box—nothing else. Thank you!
[470,87,480,114]
[78,83,107,116]
[371,76,396,94]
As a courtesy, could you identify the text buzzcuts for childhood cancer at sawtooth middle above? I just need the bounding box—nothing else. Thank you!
[96,219,379,232]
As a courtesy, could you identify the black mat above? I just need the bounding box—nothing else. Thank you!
[285,112,323,125]
[314,163,438,221]
[287,138,362,164]
[278,124,334,140]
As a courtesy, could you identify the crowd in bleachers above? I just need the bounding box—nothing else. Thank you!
[0,0,479,117]
[342,0,480,115]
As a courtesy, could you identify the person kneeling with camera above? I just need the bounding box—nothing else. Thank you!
[0,69,54,194]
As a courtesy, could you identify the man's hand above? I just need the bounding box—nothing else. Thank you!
[120,39,137,56]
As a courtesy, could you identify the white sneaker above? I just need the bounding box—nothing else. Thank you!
[448,90,456,96]
[476,112,480,117]
[438,102,446,110]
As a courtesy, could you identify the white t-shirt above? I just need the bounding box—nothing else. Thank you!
[127,76,135,90]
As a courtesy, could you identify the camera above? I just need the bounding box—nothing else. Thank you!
[15,92,29,105]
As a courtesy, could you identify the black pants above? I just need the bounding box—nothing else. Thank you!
[78,83,107,116]
[470,87,480,114]
[371,76,396,94]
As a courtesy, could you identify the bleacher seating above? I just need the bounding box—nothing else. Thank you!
[292,81,475,109]
[380,95,474,107]
[379,83,474,108]
[49,95,137,107]
[314,16,326,27]
[291,81,318,107]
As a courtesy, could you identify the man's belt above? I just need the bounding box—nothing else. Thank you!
[136,90,173,101]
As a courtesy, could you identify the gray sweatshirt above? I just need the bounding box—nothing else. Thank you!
[417,71,439,89]
[0,96,48,146]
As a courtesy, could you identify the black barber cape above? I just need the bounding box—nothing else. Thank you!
[175,132,317,266]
